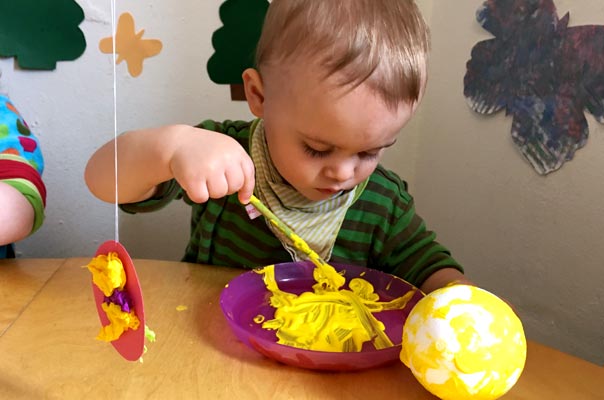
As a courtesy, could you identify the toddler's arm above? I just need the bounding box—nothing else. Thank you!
[0,95,46,249]
[0,182,35,245]
[419,268,474,293]
[420,267,517,312]
[85,125,255,205]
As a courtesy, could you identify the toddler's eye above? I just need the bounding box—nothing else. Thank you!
[358,151,380,160]
[303,144,331,158]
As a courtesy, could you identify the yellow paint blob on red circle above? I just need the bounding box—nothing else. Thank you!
[400,285,526,400]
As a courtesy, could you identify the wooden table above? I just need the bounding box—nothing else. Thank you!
[0,258,63,336]
[0,258,602,399]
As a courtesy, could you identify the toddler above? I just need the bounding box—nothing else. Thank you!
[85,0,471,293]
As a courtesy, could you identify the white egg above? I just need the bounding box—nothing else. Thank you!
[401,285,526,400]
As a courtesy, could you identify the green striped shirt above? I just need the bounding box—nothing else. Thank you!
[121,120,462,287]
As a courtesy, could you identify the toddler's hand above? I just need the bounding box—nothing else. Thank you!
[168,127,255,204]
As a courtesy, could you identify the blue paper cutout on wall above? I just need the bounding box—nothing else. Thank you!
[464,0,604,174]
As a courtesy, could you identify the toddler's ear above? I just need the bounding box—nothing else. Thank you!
[242,68,264,117]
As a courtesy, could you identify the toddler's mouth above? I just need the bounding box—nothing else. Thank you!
[316,188,342,195]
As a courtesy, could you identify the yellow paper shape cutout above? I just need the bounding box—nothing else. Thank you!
[99,12,162,77]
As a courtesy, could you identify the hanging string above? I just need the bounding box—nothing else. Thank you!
[110,0,119,242]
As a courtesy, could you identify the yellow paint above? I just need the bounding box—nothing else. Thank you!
[96,302,140,342]
[85,252,126,296]
[249,195,416,352]
[258,264,416,352]
[138,325,157,362]
[401,285,526,400]
[145,325,156,342]
[267,217,345,291]
[84,252,143,342]
[176,305,188,312]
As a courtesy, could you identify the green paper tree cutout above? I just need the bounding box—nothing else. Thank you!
[207,0,269,101]
[0,0,86,70]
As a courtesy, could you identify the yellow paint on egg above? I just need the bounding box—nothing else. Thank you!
[401,285,526,400]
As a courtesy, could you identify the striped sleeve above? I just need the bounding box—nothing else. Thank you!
[0,154,46,234]
[182,194,291,267]
[195,119,253,149]
[119,179,182,214]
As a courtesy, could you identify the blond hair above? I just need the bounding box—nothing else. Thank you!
[255,0,430,108]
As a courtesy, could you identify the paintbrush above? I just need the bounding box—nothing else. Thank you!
[248,194,395,347]
[248,194,344,290]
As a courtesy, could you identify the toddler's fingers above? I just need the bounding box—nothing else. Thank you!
[206,175,230,199]
[238,159,255,204]
[224,167,244,197]
[186,179,209,204]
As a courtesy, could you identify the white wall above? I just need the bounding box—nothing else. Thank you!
[405,0,604,364]
[6,0,603,364]
[7,0,252,260]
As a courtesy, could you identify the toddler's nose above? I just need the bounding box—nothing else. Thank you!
[323,160,356,183]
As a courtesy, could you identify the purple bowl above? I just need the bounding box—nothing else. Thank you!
[220,261,424,371]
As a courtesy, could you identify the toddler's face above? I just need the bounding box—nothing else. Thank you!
[253,63,418,201]
[263,65,414,200]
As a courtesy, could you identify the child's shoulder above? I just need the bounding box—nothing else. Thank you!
[364,164,412,204]
[350,165,414,219]
[196,119,254,136]
[196,119,255,150]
